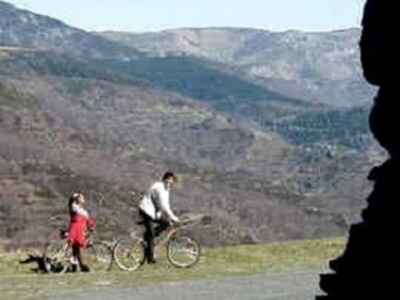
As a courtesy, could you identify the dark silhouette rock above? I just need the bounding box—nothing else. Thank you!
[317,1,400,298]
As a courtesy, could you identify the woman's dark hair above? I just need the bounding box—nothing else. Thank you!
[162,171,177,182]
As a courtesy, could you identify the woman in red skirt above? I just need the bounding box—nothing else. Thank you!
[68,192,94,272]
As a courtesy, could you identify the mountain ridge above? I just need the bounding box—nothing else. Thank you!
[99,27,375,108]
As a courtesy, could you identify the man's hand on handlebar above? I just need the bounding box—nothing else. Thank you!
[170,219,181,227]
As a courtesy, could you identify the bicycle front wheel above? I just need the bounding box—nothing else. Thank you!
[85,242,113,272]
[114,237,145,271]
[167,235,201,268]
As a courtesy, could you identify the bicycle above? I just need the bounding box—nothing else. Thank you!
[43,222,114,273]
[114,214,202,271]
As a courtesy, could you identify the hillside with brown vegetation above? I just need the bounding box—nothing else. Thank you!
[0,1,384,248]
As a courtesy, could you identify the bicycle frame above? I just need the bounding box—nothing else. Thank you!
[152,220,194,252]
[154,226,178,250]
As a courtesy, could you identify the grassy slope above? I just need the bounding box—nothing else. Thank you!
[0,238,345,300]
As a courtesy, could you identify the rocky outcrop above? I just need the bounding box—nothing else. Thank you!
[318,1,399,298]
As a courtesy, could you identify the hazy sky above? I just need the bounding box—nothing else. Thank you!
[8,0,366,33]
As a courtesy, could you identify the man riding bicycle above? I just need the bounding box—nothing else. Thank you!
[138,171,180,264]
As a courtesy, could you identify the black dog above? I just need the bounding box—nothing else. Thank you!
[19,254,64,273]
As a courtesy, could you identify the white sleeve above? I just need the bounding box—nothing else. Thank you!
[159,189,179,222]
[71,203,89,218]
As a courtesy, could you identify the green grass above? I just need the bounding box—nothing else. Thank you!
[0,238,345,300]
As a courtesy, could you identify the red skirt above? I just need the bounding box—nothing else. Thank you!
[68,215,90,248]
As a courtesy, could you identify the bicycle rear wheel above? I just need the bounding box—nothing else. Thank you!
[167,235,201,268]
[43,240,71,273]
[114,237,145,271]
[84,242,113,272]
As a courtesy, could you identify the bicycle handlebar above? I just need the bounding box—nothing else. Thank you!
[171,216,202,229]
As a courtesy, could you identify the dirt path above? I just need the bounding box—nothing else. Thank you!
[53,269,324,300]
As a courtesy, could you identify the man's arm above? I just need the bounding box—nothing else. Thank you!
[158,189,179,223]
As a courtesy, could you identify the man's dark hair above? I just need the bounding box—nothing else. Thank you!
[162,171,177,182]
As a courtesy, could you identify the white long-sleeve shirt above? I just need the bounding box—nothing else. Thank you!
[139,181,179,222]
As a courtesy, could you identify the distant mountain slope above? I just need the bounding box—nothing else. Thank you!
[96,56,317,120]
[99,28,376,107]
[272,106,372,149]
[0,1,140,59]
[101,27,361,80]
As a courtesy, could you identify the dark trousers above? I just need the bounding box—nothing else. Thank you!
[139,210,170,262]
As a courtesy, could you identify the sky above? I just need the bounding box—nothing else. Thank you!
[7,0,366,33]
